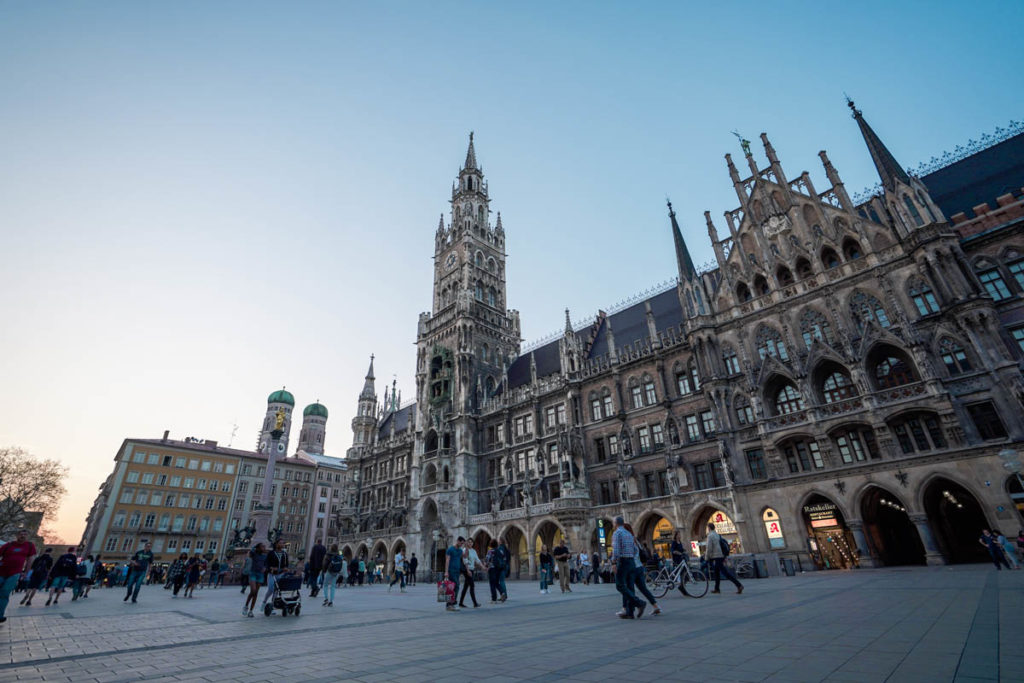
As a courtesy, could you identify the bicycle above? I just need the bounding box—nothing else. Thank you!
[644,559,708,598]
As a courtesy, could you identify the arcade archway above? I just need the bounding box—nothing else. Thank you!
[693,507,741,555]
[499,525,527,579]
[472,529,493,559]
[533,520,565,558]
[923,478,989,563]
[801,494,857,569]
[860,486,925,566]
[638,513,675,561]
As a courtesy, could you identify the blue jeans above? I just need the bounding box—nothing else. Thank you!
[615,558,644,615]
[0,574,19,617]
[322,571,337,603]
[539,565,553,590]
[631,564,657,605]
[447,570,460,606]
[125,571,145,601]
[389,570,405,589]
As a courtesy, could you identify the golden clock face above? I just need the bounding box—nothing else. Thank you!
[445,252,457,270]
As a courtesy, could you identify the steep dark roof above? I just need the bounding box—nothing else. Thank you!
[377,403,415,437]
[923,132,1024,219]
[507,340,562,389]
[587,287,683,360]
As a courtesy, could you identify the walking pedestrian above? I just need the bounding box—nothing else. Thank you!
[207,560,220,587]
[671,531,691,597]
[242,543,267,617]
[443,537,464,612]
[261,539,289,609]
[705,523,743,594]
[347,557,359,587]
[168,553,188,596]
[122,542,154,604]
[309,538,327,596]
[980,529,1011,570]
[485,540,502,603]
[408,553,418,586]
[610,517,645,619]
[20,548,52,607]
[321,544,342,606]
[538,545,554,594]
[388,549,406,593]
[85,554,100,598]
[459,539,483,608]
[45,547,78,606]
[72,555,94,601]
[366,557,376,585]
[0,529,36,624]
[579,551,591,585]
[553,540,572,593]
[358,557,366,585]
[591,550,602,584]
[993,529,1020,569]
[184,555,202,598]
[624,524,661,615]
[495,538,510,602]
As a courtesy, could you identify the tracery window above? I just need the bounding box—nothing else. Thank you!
[722,346,741,375]
[800,310,834,347]
[939,338,971,375]
[756,325,789,361]
[774,384,805,415]
[908,279,939,315]
[822,371,856,403]
[850,291,891,331]
[875,355,916,388]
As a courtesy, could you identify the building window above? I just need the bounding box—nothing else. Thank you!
[685,415,701,441]
[890,413,947,453]
[978,268,1011,301]
[722,347,741,375]
[822,371,856,403]
[608,434,619,456]
[774,385,805,415]
[939,338,972,375]
[967,402,1008,440]
[800,310,834,347]
[125,471,139,483]
[643,378,657,405]
[602,393,614,417]
[782,439,823,472]
[694,463,712,489]
[1012,328,1024,355]
[637,427,651,454]
[834,429,876,463]
[850,291,891,331]
[556,403,566,424]
[170,476,181,487]
[909,281,939,315]
[1008,259,1024,291]
[711,461,726,487]
[651,424,664,449]
[735,397,754,425]
[143,513,155,528]
[700,410,716,435]
[545,406,556,428]
[630,384,643,409]
[756,326,789,361]
[105,537,118,552]
[745,449,767,479]
[599,481,612,505]
[590,398,602,422]
[875,356,916,388]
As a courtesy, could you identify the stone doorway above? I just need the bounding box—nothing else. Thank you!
[860,486,925,566]
[801,494,858,570]
[923,478,989,563]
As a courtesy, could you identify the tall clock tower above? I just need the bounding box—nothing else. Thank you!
[412,133,521,538]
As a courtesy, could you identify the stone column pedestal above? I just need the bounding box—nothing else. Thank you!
[253,429,283,546]
[847,521,878,568]
[909,513,946,565]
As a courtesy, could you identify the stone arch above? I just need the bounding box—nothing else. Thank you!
[530,517,566,553]
[857,485,925,566]
[636,508,676,560]
[341,545,353,560]
[691,504,741,551]
[865,342,918,390]
[371,540,388,563]
[919,475,990,563]
[497,522,529,579]
[390,537,407,557]
[471,527,493,558]
[355,542,368,559]
[798,491,858,570]
[423,463,438,487]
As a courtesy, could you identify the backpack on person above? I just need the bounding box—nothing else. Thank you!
[328,554,344,574]
[719,536,731,557]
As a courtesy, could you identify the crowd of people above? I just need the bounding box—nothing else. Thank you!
[8,521,1021,625]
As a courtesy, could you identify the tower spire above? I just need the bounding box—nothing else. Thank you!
[847,98,911,191]
[668,199,697,282]
[464,131,477,170]
[360,354,376,400]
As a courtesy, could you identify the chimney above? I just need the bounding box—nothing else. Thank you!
[206,440,218,449]
[162,430,170,442]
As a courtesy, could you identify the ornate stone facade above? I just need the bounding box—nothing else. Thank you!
[337,112,1024,577]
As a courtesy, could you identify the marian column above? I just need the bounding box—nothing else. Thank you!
[251,408,285,545]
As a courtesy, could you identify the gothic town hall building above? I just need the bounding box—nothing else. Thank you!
[337,107,1024,578]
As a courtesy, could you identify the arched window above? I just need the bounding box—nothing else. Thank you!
[629,378,643,409]
[737,282,752,302]
[734,395,754,425]
[939,338,972,375]
[842,238,863,260]
[850,291,891,331]
[484,376,495,396]
[822,247,840,269]
[487,287,497,307]
[481,344,489,362]
[776,266,794,286]
[643,374,657,405]
[795,258,813,279]
[775,384,805,415]
[875,355,916,388]
[754,275,770,297]
[800,310,834,347]
[478,205,485,221]
[822,371,856,403]
[474,281,484,301]
[756,325,789,361]
[722,345,740,375]
[903,194,924,227]
[475,251,483,267]
[908,279,939,315]
[487,257,497,272]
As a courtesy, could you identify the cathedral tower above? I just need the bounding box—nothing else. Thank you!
[296,402,328,455]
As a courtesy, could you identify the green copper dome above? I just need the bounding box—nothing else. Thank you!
[267,389,295,406]
[303,402,328,418]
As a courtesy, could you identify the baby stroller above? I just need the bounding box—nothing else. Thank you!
[264,572,302,617]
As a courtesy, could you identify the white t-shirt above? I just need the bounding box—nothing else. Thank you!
[579,553,590,566]
[394,551,404,568]
[464,548,482,570]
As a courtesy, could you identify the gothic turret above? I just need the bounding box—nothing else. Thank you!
[349,356,377,454]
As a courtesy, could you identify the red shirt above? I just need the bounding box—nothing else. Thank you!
[0,540,37,577]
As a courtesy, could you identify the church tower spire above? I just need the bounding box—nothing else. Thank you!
[668,199,697,282]
[848,98,911,192]
[349,355,377,456]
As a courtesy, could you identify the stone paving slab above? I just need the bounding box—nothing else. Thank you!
[0,566,1021,681]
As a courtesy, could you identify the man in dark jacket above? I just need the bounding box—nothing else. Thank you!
[407,553,418,586]
[308,539,326,594]
[46,547,79,606]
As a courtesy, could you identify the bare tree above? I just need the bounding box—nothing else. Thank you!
[0,447,68,538]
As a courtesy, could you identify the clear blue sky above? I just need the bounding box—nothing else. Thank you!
[1,1,1021,541]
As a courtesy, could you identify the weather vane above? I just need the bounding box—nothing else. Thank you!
[731,130,751,156]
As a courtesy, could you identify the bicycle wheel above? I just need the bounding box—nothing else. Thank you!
[683,569,709,597]
[645,569,670,599]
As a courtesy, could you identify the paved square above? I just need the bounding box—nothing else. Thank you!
[0,566,1020,682]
